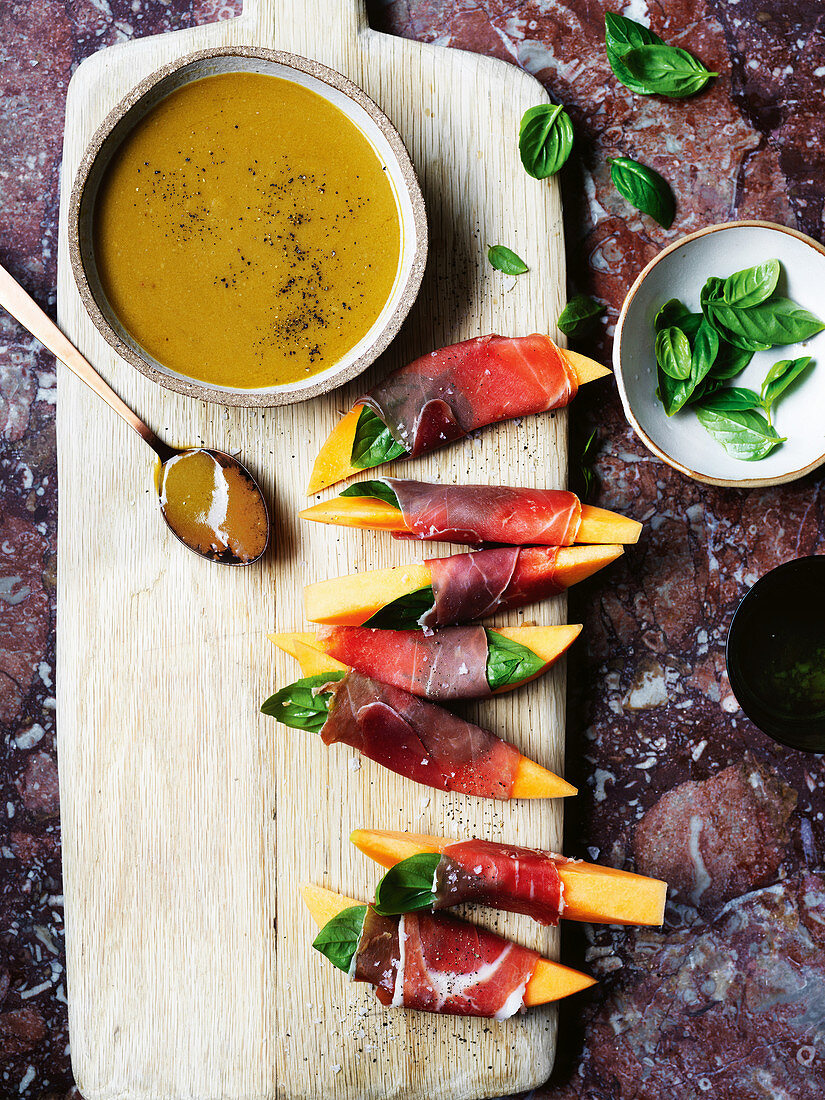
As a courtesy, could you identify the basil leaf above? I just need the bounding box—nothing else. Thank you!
[557,294,604,338]
[656,365,694,417]
[721,259,780,308]
[487,245,529,275]
[604,12,664,95]
[708,297,825,351]
[312,905,367,973]
[761,355,814,417]
[618,44,716,98]
[485,629,548,690]
[519,104,574,179]
[709,340,754,379]
[697,387,762,412]
[684,376,723,407]
[609,157,675,228]
[339,480,401,509]
[350,406,407,471]
[690,319,720,385]
[656,326,692,379]
[260,672,345,731]
[694,403,786,461]
[363,586,436,629]
[374,853,441,915]
[654,298,690,332]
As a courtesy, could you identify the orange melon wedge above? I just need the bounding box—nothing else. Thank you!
[300,883,596,1005]
[305,348,611,495]
[299,498,641,545]
[349,829,667,927]
[303,544,623,626]
[269,625,581,695]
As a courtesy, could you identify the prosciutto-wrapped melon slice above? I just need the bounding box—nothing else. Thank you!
[307,334,610,493]
[269,623,581,700]
[261,670,575,800]
[302,884,595,1018]
[300,478,642,546]
[304,544,623,628]
[351,830,668,927]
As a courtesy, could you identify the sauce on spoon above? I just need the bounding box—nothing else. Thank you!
[159,449,268,564]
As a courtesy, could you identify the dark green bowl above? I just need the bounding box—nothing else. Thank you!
[726,556,825,753]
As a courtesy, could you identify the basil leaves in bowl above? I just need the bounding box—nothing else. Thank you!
[614,221,825,487]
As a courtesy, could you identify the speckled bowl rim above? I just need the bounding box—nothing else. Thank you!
[67,46,428,408]
[613,220,825,489]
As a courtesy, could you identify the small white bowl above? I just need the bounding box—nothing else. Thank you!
[614,220,825,487]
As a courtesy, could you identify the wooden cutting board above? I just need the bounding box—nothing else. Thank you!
[55,3,569,1098]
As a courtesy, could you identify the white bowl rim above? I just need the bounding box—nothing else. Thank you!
[613,219,825,489]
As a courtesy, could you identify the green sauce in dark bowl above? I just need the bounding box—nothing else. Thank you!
[727,556,825,752]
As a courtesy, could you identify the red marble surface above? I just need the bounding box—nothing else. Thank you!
[1,1,824,1097]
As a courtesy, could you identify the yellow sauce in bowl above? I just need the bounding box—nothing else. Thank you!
[94,72,402,390]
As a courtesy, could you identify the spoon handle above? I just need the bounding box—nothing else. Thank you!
[0,262,170,459]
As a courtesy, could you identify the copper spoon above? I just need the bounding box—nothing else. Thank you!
[0,262,270,565]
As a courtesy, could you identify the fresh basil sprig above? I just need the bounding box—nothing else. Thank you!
[339,480,401,509]
[557,294,604,338]
[374,853,441,916]
[656,326,691,379]
[693,396,786,461]
[351,407,407,471]
[619,44,716,98]
[518,104,574,179]
[605,13,715,98]
[487,245,529,275]
[485,629,548,691]
[363,586,436,629]
[609,157,675,228]
[760,356,813,423]
[312,905,367,972]
[604,12,664,94]
[260,672,344,731]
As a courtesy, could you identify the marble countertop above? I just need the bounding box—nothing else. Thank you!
[1,1,823,1097]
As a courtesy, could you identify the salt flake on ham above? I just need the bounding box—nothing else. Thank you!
[352,906,539,1019]
[433,839,569,925]
[316,624,491,700]
[320,671,519,799]
[384,479,581,547]
[361,333,577,457]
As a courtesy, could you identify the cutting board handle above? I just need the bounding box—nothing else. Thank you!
[244,0,368,42]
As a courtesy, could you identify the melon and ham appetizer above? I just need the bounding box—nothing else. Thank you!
[261,670,575,800]
[302,884,596,1018]
[351,830,668,928]
[304,544,623,628]
[269,623,580,701]
[300,478,642,546]
[307,334,610,493]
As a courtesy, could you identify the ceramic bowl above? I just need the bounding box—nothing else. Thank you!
[68,47,427,408]
[614,220,825,487]
[726,556,825,752]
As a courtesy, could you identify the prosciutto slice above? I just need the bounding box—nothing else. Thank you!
[352,906,539,1019]
[316,624,491,700]
[422,546,565,627]
[321,671,519,798]
[434,839,568,926]
[385,479,581,546]
[362,334,577,456]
